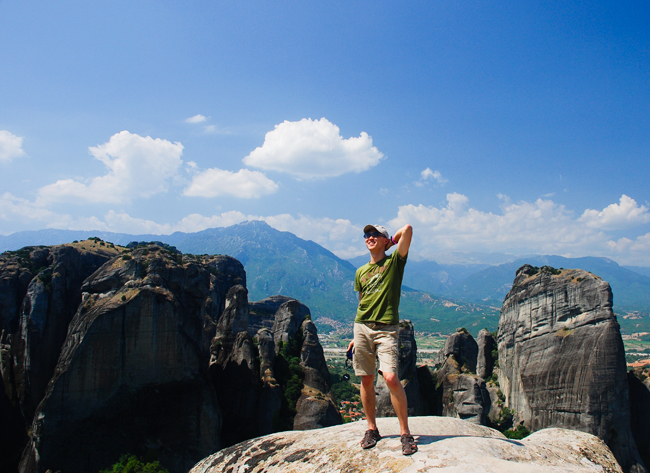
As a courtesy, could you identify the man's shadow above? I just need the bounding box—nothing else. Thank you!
[382,434,525,447]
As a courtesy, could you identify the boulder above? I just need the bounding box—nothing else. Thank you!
[498,264,646,473]
[190,416,624,473]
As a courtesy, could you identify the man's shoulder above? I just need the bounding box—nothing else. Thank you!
[389,250,407,262]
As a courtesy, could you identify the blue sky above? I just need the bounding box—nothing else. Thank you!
[1,1,649,264]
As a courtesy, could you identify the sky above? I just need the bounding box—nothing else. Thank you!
[1,1,649,265]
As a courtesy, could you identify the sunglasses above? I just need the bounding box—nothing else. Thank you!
[364,232,385,239]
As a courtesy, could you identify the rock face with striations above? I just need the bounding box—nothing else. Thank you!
[19,245,245,473]
[498,264,646,473]
[476,328,496,380]
[210,293,341,446]
[434,329,491,426]
[0,242,120,472]
[0,240,339,473]
[628,369,650,470]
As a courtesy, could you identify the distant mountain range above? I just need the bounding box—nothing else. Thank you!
[2,223,650,335]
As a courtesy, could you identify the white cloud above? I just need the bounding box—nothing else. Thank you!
[416,167,447,186]
[185,114,208,123]
[0,192,56,223]
[183,167,279,198]
[204,125,232,135]
[388,193,650,264]
[0,131,26,163]
[37,131,184,204]
[242,118,384,179]
[579,195,650,230]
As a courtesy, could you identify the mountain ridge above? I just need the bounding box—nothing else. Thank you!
[3,224,650,334]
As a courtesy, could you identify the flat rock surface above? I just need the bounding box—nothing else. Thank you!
[190,416,622,473]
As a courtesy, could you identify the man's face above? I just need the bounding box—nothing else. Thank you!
[364,232,388,251]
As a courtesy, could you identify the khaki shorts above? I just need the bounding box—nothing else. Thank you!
[353,322,399,377]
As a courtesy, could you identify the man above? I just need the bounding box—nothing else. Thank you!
[347,223,416,456]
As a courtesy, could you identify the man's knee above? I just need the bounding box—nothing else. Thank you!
[383,372,401,388]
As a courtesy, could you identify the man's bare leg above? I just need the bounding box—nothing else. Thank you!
[383,372,410,435]
[360,374,377,430]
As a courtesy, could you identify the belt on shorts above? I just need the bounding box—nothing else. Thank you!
[360,321,396,330]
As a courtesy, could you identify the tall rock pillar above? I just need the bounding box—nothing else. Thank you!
[498,264,645,473]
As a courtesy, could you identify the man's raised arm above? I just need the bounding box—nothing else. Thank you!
[391,224,412,258]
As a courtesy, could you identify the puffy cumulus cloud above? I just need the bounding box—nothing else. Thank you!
[262,214,365,259]
[579,195,650,230]
[183,167,279,198]
[185,114,208,123]
[0,130,27,162]
[415,168,447,187]
[388,193,650,263]
[37,131,184,204]
[242,118,384,179]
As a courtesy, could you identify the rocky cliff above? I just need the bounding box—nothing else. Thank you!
[190,416,624,473]
[0,240,339,473]
[434,329,492,425]
[629,368,650,469]
[0,241,120,472]
[497,264,645,473]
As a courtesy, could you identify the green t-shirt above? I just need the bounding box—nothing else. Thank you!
[354,250,408,325]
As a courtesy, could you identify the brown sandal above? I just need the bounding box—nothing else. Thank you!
[361,429,381,449]
[401,434,417,455]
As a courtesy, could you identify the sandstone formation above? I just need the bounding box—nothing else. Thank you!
[437,328,478,372]
[476,328,496,379]
[1,243,119,419]
[19,245,245,473]
[628,369,650,469]
[210,292,340,446]
[190,416,624,473]
[498,264,645,473]
[0,242,120,472]
[434,329,491,425]
[0,240,339,473]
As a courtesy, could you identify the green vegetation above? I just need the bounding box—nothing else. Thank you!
[540,265,562,275]
[36,267,53,292]
[328,364,360,404]
[99,454,169,473]
[273,334,305,431]
[126,241,180,254]
[503,424,531,440]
